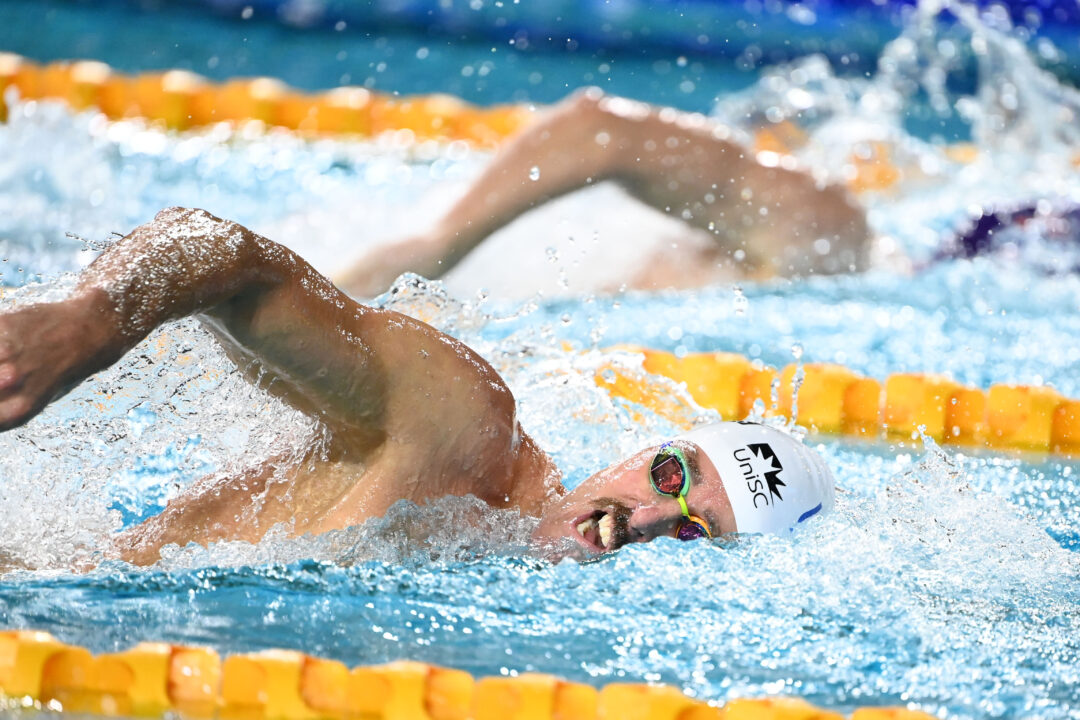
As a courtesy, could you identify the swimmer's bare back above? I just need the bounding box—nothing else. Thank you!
[0,208,557,565]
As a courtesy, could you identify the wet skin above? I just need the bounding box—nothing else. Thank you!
[339,88,869,296]
[532,441,737,561]
[0,208,733,565]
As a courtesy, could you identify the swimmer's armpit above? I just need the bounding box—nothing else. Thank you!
[1,208,545,566]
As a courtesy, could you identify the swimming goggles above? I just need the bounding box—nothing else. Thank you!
[648,442,713,541]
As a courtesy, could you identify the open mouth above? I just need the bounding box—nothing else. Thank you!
[573,510,616,552]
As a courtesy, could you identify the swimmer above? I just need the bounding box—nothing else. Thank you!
[338,88,871,296]
[929,200,1080,273]
[0,207,833,565]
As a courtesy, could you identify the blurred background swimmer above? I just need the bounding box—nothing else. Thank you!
[336,88,872,296]
[0,207,832,567]
[335,78,1080,296]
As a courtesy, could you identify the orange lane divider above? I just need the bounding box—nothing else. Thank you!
[0,52,918,191]
[0,53,535,145]
[0,629,934,720]
[594,347,1080,454]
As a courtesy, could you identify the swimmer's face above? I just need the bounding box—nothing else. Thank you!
[532,440,737,561]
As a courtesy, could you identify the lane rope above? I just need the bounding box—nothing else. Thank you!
[0,628,932,720]
[0,53,536,146]
[594,346,1080,455]
[2,52,1010,185]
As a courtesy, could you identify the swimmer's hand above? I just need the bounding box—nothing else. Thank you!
[0,292,117,431]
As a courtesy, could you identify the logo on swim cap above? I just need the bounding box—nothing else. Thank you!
[733,442,786,508]
[678,421,834,535]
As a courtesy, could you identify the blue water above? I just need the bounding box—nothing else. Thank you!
[0,0,762,113]
[1,1,1080,718]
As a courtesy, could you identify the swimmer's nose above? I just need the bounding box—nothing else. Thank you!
[626,502,678,544]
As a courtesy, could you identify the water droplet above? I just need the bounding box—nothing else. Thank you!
[791,343,803,360]
[560,313,572,325]
[545,247,559,263]
[529,166,541,181]
[733,285,748,316]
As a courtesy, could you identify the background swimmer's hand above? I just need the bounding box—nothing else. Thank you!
[0,293,117,431]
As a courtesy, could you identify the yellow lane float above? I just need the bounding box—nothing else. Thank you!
[0,53,535,145]
[0,629,937,720]
[597,347,1080,455]
[0,52,936,192]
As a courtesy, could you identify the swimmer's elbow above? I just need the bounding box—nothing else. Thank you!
[153,206,199,223]
[155,206,245,239]
[146,206,290,284]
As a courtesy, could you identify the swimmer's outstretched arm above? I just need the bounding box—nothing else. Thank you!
[338,88,869,295]
[0,208,524,473]
[0,207,377,437]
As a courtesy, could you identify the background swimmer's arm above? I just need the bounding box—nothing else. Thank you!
[337,89,869,295]
[0,208,519,464]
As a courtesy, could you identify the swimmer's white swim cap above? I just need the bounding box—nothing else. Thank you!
[679,422,834,534]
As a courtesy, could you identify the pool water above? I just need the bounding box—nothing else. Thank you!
[2,1,1080,718]
[0,0,764,113]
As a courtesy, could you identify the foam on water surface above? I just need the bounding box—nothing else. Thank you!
[1,1,1080,717]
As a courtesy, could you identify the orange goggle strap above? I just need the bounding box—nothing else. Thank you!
[677,495,712,537]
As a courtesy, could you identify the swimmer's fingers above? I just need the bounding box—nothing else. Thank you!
[0,332,45,432]
[0,317,30,429]
[0,296,114,432]
[0,309,56,431]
